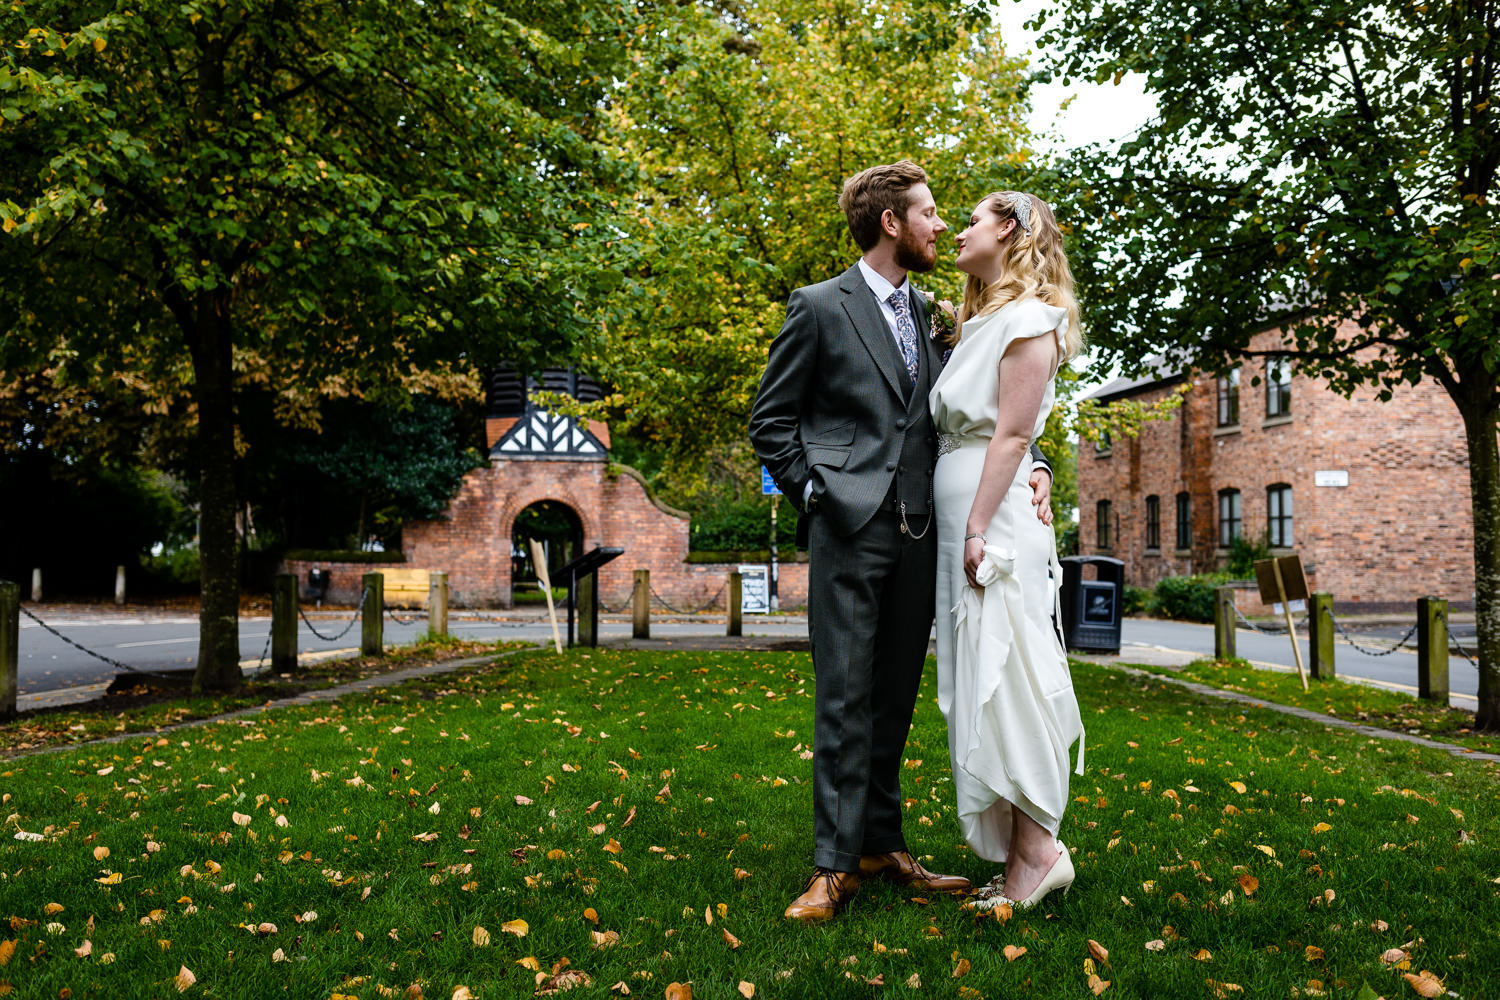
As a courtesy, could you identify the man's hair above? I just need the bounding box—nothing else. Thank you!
[838,160,929,252]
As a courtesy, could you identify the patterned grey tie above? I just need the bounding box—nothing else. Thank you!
[888,289,920,386]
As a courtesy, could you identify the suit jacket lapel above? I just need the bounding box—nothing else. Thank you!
[837,264,906,401]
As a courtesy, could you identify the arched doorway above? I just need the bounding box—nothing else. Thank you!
[511,500,583,603]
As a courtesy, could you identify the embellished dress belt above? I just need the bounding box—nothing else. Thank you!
[937,432,989,456]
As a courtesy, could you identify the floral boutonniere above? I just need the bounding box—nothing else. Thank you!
[921,290,957,344]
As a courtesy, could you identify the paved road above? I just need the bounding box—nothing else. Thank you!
[12,607,1478,709]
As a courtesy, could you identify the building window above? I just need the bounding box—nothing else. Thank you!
[1175,492,1191,550]
[1218,489,1242,547]
[1267,484,1293,547]
[1095,431,1112,455]
[1266,359,1291,418]
[1217,369,1240,427]
[1144,495,1160,550]
[1097,500,1112,549]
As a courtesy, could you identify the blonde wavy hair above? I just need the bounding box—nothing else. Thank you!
[952,191,1084,362]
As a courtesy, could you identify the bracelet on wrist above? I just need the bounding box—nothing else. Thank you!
[964,532,986,543]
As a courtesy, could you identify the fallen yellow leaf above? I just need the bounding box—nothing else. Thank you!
[501,919,529,938]
[92,846,110,861]
[1228,781,1246,794]
[665,983,692,1000]
[953,958,971,977]
[722,929,741,949]
[583,907,598,925]
[174,965,196,992]
[1237,874,1259,895]
[737,983,754,999]
[0,940,15,966]
[592,929,620,948]
[1305,945,1325,962]
[1088,939,1110,964]
[1088,973,1110,994]
[472,926,490,947]
[1192,948,1213,962]
[1403,971,1443,997]
[43,903,64,916]
[1312,823,1332,834]
[1003,945,1026,961]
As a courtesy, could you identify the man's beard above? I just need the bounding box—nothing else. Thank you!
[894,226,936,273]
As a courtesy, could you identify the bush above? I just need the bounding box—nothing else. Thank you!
[689,499,803,552]
[1227,535,1272,577]
[1155,573,1234,622]
[282,549,407,564]
[1123,584,1158,617]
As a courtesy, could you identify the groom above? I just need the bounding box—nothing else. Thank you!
[749,160,1053,922]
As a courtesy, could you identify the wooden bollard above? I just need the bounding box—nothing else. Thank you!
[271,573,298,674]
[632,569,650,639]
[30,568,41,603]
[727,571,743,638]
[0,580,18,720]
[1307,592,1335,680]
[578,573,598,647]
[361,573,385,657]
[1213,586,1236,659]
[1417,596,1449,703]
[114,564,126,606]
[428,572,449,639]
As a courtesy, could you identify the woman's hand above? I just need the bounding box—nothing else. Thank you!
[964,535,986,589]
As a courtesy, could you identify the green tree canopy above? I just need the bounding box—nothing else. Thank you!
[1,0,634,689]
[567,0,1034,499]
[1036,0,1500,724]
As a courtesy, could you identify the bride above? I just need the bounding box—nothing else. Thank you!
[929,190,1086,909]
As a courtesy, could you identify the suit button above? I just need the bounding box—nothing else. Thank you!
[886,462,896,471]
[896,418,907,429]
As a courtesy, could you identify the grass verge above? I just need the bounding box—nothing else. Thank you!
[0,638,536,756]
[1129,657,1500,756]
[1,649,1496,999]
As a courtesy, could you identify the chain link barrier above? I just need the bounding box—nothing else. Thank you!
[647,580,728,615]
[596,578,638,615]
[1232,606,1308,636]
[17,605,181,679]
[384,606,428,626]
[1324,607,1419,657]
[1436,610,1479,666]
[298,586,370,643]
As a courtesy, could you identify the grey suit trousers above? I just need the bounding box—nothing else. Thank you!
[807,506,937,871]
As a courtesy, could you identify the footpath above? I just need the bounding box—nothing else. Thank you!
[8,628,1497,767]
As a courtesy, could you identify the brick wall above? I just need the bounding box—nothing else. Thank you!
[337,457,815,611]
[1079,324,1477,607]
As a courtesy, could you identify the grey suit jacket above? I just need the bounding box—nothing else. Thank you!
[749,262,1050,538]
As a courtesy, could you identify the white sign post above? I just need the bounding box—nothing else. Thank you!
[737,564,770,615]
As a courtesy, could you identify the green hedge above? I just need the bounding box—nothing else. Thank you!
[282,549,407,564]
[685,548,805,564]
[1155,573,1234,622]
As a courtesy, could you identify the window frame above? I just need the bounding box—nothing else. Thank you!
[1144,495,1161,551]
[1218,488,1242,547]
[1096,499,1113,549]
[1217,369,1240,427]
[1267,483,1293,548]
[1175,491,1191,550]
[1265,359,1291,418]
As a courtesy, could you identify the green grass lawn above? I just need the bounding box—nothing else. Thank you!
[2,649,1497,999]
[0,637,534,755]
[1132,657,1500,756]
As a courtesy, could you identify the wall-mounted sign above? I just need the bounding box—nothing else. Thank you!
[1314,470,1349,487]
[738,564,770,614]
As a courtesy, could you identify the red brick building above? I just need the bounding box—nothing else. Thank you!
[285,367,807,610]
[1077,324,1475,609]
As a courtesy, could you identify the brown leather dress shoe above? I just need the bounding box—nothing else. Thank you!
[784,868,861,922]
[858,851,971,893]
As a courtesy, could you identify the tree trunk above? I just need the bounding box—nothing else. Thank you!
[189,297,242,694]
[1455,382,1500,729]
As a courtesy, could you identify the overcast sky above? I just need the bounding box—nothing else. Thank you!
[993,0,1156,153]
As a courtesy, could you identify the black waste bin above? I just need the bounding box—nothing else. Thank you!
[304,568,331,604]
[1059,555,1125,653]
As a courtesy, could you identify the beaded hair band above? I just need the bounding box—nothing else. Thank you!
[1008,193,1033,235]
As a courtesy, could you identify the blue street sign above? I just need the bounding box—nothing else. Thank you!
[761,466,781,496]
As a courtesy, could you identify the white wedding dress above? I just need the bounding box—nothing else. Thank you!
[929,297,1084,863]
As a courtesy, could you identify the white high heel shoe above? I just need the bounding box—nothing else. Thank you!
[1000,845,1074,909]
